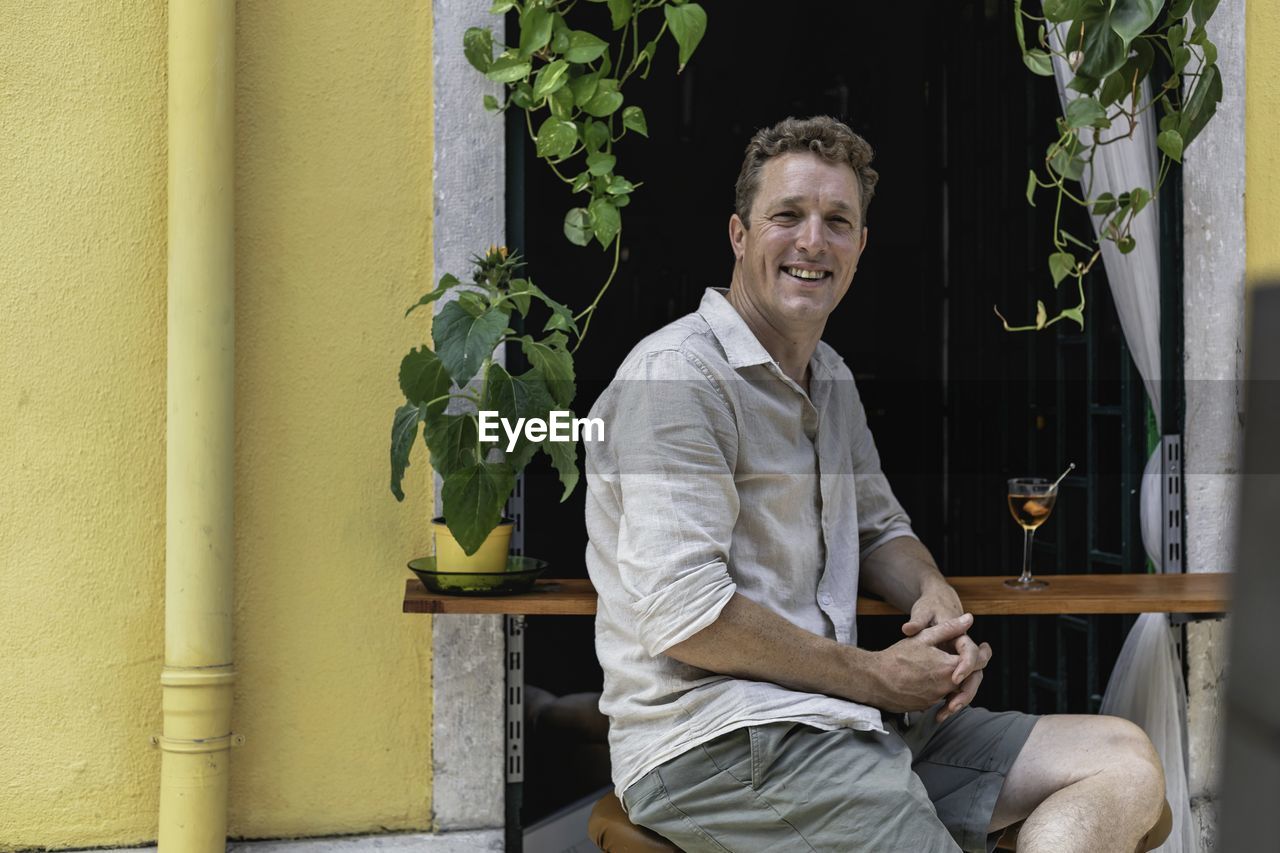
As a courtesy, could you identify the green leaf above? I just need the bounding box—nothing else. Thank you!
[399,346,454,413]
[622,105,648,137]
[480,362,556,470]
[1067,72,1101,95]
[570,171,592,193]
[1035,300,1048,330]
[1060,229,1094,251]
[1023,49,1054,76]
[441,462,517,555]
[1192,0,1221,25]
[405,273,460,317]
[1025,170,1037,207]
[663,2,707,71]
[510,81,534,109]
[507,278,533,316]
[1092,192,1118,216]
[521,332,576,406]
[1069,13,1127,80]
[1110,0,1162,45]
[463,27,494,73]
[586,151,616,176]
[1042,0,1090,23]
[1157,126,1182,162]
[536,116,579,160]
[518,6,553,57]
[606,0,632,30]
[583,89,624,117]
[1203,37,1218,66]
[1130,186,1152,215]
[548,85,574,119]
[543,432,579,500]
[569,72,599,106]
[1049,251,1076,287]
[607,175,635,196]
[1168,23,1186,49]
[1060,306,1085,330]
[1169,0,1194,20]
[1047,137,1086,182]
[486,54,532,83]
[564,207,593,246]
[551,14,571,53]
[455,291,488,318]
[423,411,478,478]
[1065,96,1108,129]
[1179,63,1222,148]
[390,402,423,501]
[583,119,610,152]
[565,30,609,63]
[489,0,517,12]
[483,93,501,112]
[1173,45,1192,73]
[532,60,570,101]
[432,302,507,386]
[1117,235,1137,254]
[589,196,621,248]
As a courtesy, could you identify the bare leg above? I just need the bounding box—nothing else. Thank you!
[989,715,1165,853]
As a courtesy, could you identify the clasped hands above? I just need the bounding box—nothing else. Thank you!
[875,592,993,724]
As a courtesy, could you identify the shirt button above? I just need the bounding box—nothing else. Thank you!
[819,593,832,606]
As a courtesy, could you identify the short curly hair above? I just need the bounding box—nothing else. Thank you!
[734,116,878,227]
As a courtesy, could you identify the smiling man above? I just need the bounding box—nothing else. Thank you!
[584,116,1166,852]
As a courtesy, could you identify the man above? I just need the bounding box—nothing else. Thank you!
[584,116,1164,852]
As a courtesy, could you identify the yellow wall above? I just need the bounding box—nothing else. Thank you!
[1,2,436,848]
[1248,2,1280,285]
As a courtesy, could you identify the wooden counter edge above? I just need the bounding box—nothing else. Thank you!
[405,573,1230,616]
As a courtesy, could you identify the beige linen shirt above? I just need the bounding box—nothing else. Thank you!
[585,288,919,799]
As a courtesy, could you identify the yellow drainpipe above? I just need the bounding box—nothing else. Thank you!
[157,1,237,849]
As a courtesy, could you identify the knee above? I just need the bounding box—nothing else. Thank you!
[1097,716,1164,805]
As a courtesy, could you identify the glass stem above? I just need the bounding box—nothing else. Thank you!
[1019,528,1036,583]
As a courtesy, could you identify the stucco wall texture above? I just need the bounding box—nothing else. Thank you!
[1,1,437,848]
[1248,0,1280,283]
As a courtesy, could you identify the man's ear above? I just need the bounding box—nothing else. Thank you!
[859,226,869,254]
[728,213,746,260]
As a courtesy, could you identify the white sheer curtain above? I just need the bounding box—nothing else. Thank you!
[1050,47,1198,853]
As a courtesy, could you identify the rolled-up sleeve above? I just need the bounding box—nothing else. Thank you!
[848,381,918,559]
[604,349,740,657]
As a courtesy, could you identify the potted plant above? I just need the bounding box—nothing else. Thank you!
[390,246,579,571]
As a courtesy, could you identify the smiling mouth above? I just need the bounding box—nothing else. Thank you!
[782,265,830,282]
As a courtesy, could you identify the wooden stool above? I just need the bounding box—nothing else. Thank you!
[589,791,1174,852]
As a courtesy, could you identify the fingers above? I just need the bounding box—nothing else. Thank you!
[936,667,984,724]
[901,604,935,637]
[950,638,993,684]
[916,612,973,647]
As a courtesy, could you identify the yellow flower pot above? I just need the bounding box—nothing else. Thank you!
[431,517,514,572]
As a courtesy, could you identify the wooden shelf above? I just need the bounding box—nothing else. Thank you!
[404,572,1230,616]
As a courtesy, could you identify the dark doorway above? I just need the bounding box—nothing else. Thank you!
[510,0,1148,826]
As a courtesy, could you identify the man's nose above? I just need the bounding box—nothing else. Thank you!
[795,214,827,255]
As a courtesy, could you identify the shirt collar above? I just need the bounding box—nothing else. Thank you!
[697,288,845,377]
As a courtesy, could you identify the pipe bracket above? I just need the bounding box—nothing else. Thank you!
[150,732,246,753]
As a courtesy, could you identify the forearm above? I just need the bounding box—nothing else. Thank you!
[859,535,959,614]
[664,592,887,707]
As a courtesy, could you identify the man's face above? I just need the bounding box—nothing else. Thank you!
[729,152,868,334]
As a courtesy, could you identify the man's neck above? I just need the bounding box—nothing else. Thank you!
[725,278,822,389]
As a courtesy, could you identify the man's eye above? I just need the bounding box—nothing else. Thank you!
[774,211,798,220]
[829,217,852,228]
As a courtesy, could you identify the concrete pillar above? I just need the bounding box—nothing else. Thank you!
[1181,1,1246,848]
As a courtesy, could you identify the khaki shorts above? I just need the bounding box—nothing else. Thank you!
[622,704,1039,853]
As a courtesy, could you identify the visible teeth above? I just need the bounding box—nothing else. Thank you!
[785,267,826,280]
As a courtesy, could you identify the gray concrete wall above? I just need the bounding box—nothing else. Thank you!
[1181,0,1246,847]
[430,0,508,834]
